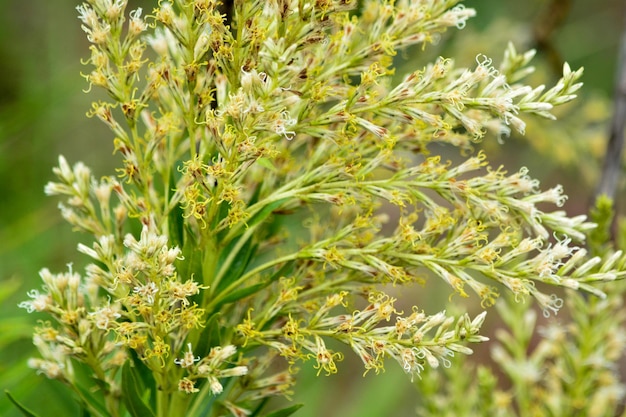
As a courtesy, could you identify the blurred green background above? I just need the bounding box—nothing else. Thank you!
[0,0,623,416]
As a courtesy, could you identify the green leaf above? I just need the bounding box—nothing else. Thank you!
[247,198,289,229]
[121,362,156,417]
[187,387,218,417]
[0,317,35,349]
[263,404,304,417]
[224,240,259,290]
[180,225,203,281]
[249,398,270,417]
[268,259,295,281]
[217,282,268,305]
[5,390,40,417]
[79,405,91,417]
[248,184,263,206]
[128,350,157,410]
[74,384,109,417]
[70,359,110,417]
[194,312,222,357]
[212,200,231,231]
[257,157,278,172]
[214,261,294,310]
[167,194,185,249]
[0,278,21,304]
[215,237,257,292]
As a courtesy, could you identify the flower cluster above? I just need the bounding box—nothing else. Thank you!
[412,198,626,417]
[416,272,626,417]
[18,1,625,416]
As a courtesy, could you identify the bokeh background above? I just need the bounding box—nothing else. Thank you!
[0,0,624,416]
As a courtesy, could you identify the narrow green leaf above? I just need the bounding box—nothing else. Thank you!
[247,198,289,229]
[167,195,185,249]
[5,390,40,417]
[194,312,222,359]
[80,405,91,417]
[249,398,270,417]
[215,261,294,309]
[248,184,263,206]
[70,359,110,417]
[128,350,157,410]
[212,200,231,230]
[189,377,237,417]
[0,317,35,349]
[74,384,109,417]
[257,157,277,172]
[0,278,21,304]
[267,260,295,283]
[216,238,257,292]
[263,404,304,417]
[187,387,218,417]
[218,282,267,305]
[180,225,202,281]
[121,362,156,417]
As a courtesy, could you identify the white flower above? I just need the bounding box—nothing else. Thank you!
[175,343,201,368]
[208,376,223,395]
[76,4,98,27]
[18,290,50,313]
[133,282,159,304]
[89,304,121,330]
[129,8,147,36]
[272,110,297,140]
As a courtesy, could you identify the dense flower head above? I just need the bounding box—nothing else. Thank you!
[20,1,626,416]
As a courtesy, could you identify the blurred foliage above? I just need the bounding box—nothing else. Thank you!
[0,0,624,416]
[414,198,626,417]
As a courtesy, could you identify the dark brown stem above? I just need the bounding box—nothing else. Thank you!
[532,0,572,74]
[219,0,234,27]
[596,9,626,201]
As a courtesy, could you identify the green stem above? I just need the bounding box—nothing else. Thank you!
[186,380,216,417]
[210,223,258,296]
[201,233,219,304]
[82,350,120,417]
[157,390,170,417]
[222,165,333,241]
[168,391,192,417]
[206,252,302,312]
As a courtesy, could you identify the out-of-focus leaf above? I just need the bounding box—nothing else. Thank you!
[193,312,221,358]
[247,198,289,229]
[214,261,294,310]
[215,236,257,293]
[71,360,109,417]
[5,390,40,417]
[128,350,157,411]
[256,158,277,172]
[263,404,304,417]
[180,225,202,281]
[74,384,109,417]
[167,184,185,249]
[0,318,35,350]
[121,361,155,417]
[0,279,21,304]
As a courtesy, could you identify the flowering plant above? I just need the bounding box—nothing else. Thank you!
[414,197,626,417]
[14,1,626,416]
